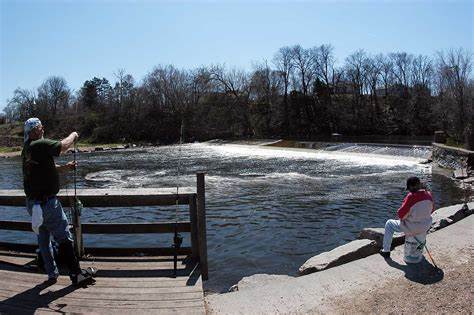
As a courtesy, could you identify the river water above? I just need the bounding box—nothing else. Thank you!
[0,143,465,292]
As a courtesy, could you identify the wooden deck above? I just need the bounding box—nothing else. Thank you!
[0,250,205,314]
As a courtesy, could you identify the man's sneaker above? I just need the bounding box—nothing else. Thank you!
[44,277,58,285]
[83,267,98,277]
[379,250,391,259]
[70,272,95,287]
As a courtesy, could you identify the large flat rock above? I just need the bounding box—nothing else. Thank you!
[358,227,404,248]
[430,202,473,232]
[298,239,377,276]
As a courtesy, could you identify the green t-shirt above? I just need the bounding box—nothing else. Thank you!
[22,138,62,200]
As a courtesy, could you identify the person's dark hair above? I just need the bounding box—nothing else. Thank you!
[406,176,421,192]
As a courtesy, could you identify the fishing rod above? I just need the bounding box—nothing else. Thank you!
[72,140,84,257]
[173,121,184,278]
[414,236,438,269]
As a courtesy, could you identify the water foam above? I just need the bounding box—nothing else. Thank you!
[200,143,424,167]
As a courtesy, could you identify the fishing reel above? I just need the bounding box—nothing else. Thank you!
[172,228,183,278]
[173,232,183,250]
[75,199,83,216]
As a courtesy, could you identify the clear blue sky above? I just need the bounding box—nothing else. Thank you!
[1,0,473,111]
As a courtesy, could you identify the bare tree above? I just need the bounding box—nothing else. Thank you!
[290,45,316,96]
[363,55,382,127]
[437,48,473,139]
[37,76,70,119]
[6,88,36,121]
[376,54,394,96]
[389,52,414,93]
[344,50,369,130]
[114,68,127,111]
[250,60,283,135]
[273,46,293,135]
[314,44,336,87]
[411,55,433,89]
[209,65,252,136]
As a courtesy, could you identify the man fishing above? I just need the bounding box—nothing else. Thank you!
[22,117,94,286]
[380,176,435,258]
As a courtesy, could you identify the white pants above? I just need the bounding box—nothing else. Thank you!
[383,219,402,252]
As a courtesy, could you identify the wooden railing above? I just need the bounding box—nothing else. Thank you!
[0,172,208,280]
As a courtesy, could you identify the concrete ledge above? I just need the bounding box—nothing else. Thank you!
[206,214,473,315]
[432,143,474,170]
[229,274,294,292]
[298,239,377,276]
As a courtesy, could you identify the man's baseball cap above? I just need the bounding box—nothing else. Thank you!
[406,176,421,190]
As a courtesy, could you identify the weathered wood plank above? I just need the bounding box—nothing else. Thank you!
[0,290,204,310]
[0,257,191,272]
[85,247,192,257]
[189,195,199,261]
[0,274,194,289]
[0,242,192,256]
[0,275,197,293]
[0,283,203,297]
[82,222,191,234]
[0,188,197,207]
[0,220,31,231]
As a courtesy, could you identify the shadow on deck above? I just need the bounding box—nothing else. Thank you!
[0,250,205,314]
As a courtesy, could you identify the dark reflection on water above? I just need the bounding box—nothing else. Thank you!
[0,143,464,292]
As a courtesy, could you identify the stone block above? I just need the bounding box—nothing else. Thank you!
[358,227,404,248]
[454,168,469,179]
[298,239,378,276]
[430,203,473,232]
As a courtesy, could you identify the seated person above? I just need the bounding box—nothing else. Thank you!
[380,176,435,258]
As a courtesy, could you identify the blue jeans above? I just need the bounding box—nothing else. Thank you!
[383,219,402,252]
[27,197,73,279]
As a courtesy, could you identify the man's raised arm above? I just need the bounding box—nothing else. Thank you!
[60,132,79,154]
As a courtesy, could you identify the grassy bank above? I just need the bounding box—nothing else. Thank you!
[0,146,22,153]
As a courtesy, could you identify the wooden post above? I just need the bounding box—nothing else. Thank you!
[196,172,208,280]
[188,195,199,261]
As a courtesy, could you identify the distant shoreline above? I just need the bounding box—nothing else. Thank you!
[0,143,132,158]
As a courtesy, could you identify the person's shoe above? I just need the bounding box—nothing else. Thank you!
[44,277,58,285]
[379,250,390,259]
[70,272,95,287]
[82,267,98,277]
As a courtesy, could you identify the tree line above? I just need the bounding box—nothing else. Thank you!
[2,45,473,148]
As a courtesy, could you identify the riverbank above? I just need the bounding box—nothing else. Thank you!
[205,203,473,314]
[0,143,137,158]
